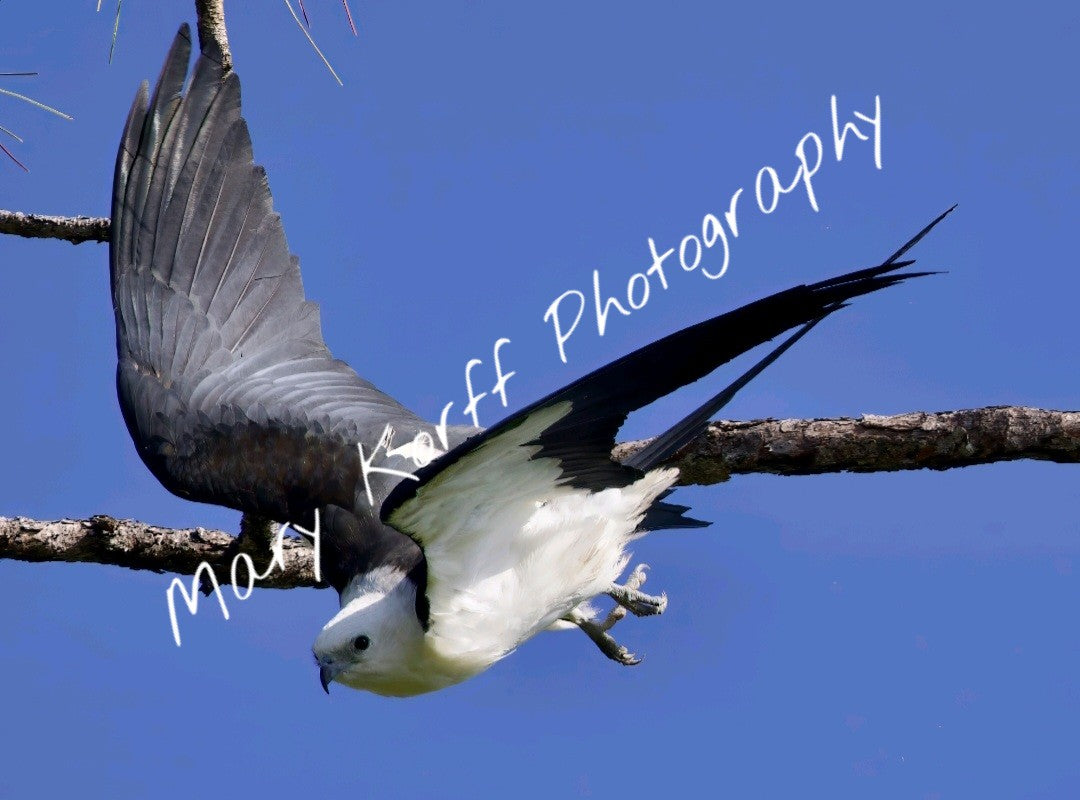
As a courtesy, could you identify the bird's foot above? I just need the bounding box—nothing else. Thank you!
[218,513,279,592]
[571,617,641,666]
[561,564,666,666]
[606,563,668,617]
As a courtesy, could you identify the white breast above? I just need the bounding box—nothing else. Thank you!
[424,463,680,671]
[387,402,681,677]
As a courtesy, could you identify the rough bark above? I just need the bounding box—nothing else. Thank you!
[195,0,232,72]
[0,515,320,588]
[0,210,109,244]
[614,406,1080,485]
[3,407,1077,588]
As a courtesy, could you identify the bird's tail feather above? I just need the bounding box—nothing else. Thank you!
[626,207,954,475]
[625,314,828,472]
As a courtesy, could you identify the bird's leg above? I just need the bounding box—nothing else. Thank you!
[218,513,278,584]
[562,607,641,666]
[237,512,277,551]
[606,563,667,617]
[559,564,661,666]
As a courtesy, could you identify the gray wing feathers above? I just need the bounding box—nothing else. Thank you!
[111,25,428,520]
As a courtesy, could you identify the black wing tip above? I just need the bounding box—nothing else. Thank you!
[638,499,711,531]
[822,268,940,309]
[809,207,955,296]
[385,208,955,524]
[167,22,193,68]
[873,269,942,287]
[883,205,957,266]
[174,18,231,72]
[171,21,229,75]
[144,24,193,119]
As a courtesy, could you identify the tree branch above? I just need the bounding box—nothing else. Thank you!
[0,210,109,244]
[0,0,231,244]
[615,405,1080,485]
[3,407,1077,588]
[0,515,320,588]
[195,0,232,72]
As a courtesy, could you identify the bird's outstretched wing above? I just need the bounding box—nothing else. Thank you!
[382,211,950,596]
[111,25,432,526]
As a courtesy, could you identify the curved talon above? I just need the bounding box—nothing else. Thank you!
[562,562,668,665]
[607,582,668,617]
[572,616,642,666]
[627,563,650,588]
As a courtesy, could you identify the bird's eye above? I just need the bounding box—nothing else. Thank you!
[352,635,370,652]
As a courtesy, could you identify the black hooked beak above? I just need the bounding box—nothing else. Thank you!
[319,665,334,694]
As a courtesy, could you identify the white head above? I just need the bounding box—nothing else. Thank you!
[312,566,435,697]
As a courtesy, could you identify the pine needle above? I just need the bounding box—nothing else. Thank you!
[0,139,28,171]
[283,0,344,85]
[0,72,70,169]
[107,0,124,64]
[342,0,358,36]
[0,87,73,120]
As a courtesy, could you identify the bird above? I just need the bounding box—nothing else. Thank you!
[111,24,948,697]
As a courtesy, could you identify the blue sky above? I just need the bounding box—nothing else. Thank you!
[1,2,1078,797]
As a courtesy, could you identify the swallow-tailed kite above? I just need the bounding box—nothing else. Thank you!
[111,26,946,696]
